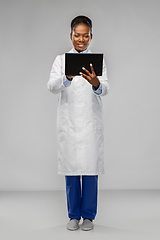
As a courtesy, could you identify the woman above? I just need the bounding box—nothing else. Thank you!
[47,15,109,231]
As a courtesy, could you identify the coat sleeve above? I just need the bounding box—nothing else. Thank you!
[93,58,109,96]
[47,55,69,94]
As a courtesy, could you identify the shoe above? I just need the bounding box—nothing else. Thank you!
[81,219,94,231]
[67,219,79,231]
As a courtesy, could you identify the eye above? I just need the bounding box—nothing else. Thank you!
[84,35,90,38]
[73,34,79,38]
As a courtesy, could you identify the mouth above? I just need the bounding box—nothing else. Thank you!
[77,44,85,47]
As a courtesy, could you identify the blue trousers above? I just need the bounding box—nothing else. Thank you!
[65,175,98,220]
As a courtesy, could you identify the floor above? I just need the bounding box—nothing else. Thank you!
[0,190,160,240]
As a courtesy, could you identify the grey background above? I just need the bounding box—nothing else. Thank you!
[0,0,160,190]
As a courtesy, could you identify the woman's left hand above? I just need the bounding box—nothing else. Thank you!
[80,64,100,90]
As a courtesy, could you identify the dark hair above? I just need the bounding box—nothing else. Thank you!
[71,15,92,34]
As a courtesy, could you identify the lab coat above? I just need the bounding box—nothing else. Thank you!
[47,48,109,175]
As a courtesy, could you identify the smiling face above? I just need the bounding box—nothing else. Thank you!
[70,23,92,52]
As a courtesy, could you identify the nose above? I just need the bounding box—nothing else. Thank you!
[79,35,84,42]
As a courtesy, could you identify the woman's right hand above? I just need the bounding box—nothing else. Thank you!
[66,76,73,80]
[66,75,76,80]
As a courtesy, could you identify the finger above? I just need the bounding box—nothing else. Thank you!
[79,72,91,80]
[66,75,76,78]
[66,75,73,80]
[90,63,96,75]
[82,67,91,76]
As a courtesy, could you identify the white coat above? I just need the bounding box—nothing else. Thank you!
[47,48,109,175]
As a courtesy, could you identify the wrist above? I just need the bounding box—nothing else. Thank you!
[93,82,100,90]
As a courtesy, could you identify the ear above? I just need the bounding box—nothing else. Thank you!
[90,34,93,40]
[70,33,72,41]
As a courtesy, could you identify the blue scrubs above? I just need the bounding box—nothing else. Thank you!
[65,175,98,220]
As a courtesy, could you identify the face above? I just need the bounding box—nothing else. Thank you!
[70,23,92,52]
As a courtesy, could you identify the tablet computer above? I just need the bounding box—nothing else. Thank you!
[65,53,103,76]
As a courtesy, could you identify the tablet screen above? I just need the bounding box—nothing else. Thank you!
[65,53,103,76]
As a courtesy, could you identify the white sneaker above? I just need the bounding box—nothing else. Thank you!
[81,219,94,231]
[67,219,79,230]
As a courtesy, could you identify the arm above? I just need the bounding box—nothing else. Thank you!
[47,55,72,94]
[92,83,102,95]
[63,75,73,87]
[80,59,109,96]
[97,58,109,96]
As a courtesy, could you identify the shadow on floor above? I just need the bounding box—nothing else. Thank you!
[0,224,157,240]
[35,224,147,240]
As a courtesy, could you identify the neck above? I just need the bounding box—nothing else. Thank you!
[74,47,88,53]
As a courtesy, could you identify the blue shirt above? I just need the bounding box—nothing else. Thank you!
[63,48,102,95]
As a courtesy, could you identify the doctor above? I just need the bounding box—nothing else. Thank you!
[47,15,109,231]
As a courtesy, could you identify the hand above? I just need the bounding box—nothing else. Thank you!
[66,75,75,80]
[80,64,100,90]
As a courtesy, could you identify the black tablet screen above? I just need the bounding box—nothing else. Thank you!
[65,53,103,76]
